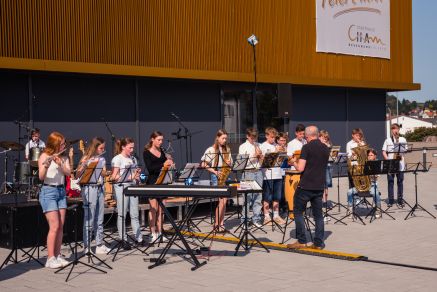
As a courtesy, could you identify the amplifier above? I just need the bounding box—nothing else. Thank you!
[0,193,28,204]
[0,201,83,249]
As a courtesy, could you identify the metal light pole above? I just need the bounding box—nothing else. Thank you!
[247,34,258,130]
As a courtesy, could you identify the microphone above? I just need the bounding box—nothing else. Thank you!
[171,128,181,136]
[170,112,180,120]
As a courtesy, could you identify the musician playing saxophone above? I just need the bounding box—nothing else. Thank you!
[201,129,232,233]
[143,131,174,243]
[382,123,407,207]
[260,127,286,225]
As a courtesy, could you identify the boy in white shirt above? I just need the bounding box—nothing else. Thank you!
[382,123,407,207]
[238,128,263,227]
[260,127,286,225]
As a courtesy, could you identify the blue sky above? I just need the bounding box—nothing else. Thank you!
[396,0,437,102]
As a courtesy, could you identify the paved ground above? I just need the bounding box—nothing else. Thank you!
[1,168,437,291]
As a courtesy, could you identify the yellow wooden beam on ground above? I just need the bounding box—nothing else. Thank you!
[178,230,367,261]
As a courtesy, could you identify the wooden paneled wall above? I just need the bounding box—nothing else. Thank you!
[0,0,418,90]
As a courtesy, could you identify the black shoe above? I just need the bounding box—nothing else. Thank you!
[122,242,132,250]
[387,203,393,208]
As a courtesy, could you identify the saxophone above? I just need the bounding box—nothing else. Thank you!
[155,147,174,185]
[348,143,371,193]
[217,146,231,186]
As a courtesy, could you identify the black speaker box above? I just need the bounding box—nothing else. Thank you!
[0,201,83,249]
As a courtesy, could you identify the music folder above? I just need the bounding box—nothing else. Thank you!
[78,159,104,185]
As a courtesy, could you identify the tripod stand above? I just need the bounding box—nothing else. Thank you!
[234,189,269,255]
[405,163,435,220]
[327,156,349,225]
[0,202,44,270]
[55,203,111,282]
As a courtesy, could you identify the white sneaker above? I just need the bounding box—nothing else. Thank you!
[159,233,169,242]
[95,245,111,255]
[252,221,262,228]
[150,233,158,243]
[45,256,62,269]
[323,216,331,222]
[57,255,69,267]
[83,246,94,254]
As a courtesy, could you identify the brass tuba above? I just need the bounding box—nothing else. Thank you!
[348,144,371,193]
[217,147,231,186]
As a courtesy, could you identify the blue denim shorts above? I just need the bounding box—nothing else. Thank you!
[39,185,67,213]
[262,179,282,202]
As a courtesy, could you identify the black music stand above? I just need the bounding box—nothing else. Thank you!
[363,160,396,223]
[233,155,266,234]
[328,153,349,225]
[234,181,269,256]
[201,151,236,238]
[56,162,111,281]
[260,152,285,233]
[223,154,249,223]
[404,162,435,220]
[108,165,145,261]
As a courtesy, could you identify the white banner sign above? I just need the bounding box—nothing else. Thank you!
[316,0,390,59]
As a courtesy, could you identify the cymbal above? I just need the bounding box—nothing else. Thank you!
[68,139,80,146]
[0,141,25,151]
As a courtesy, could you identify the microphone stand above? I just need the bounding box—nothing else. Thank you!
[102,118,116,156]
[170,112,192,164]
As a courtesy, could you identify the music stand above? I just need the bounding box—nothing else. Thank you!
[178,163,201,181]
[108,165,145,261]
[260,152,285,233]
[223,154,249,222]
[325,153,348,225]
[234,180,269,256]
[363,160,396,222]
[404,162,435,220]
[232,155,266,234]
[56,160,111,281]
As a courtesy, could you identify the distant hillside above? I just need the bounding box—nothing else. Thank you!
[386,95,435,115]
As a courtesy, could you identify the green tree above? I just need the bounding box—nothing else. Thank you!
[404,127,437,142]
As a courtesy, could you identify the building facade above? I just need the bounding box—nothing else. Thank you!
[0,0,419,182]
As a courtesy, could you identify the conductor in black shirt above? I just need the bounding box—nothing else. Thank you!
[287,125,330,250]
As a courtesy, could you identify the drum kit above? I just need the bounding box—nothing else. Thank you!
[0,140,80,199]
[0,141,41,198]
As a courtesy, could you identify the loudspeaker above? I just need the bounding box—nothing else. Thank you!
[277,83,292,118]
[0,202,43,249]
[0,201,83,249]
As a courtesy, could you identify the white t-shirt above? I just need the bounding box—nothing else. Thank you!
[44,159,66,185]
[238,140,261,170]
[260,141,282,180]
[25,140,46,158]
[382,136,407,171]
[286,138,306,156]
[111,154,138,184]
[201,146,232,168]
[346,140,362,158]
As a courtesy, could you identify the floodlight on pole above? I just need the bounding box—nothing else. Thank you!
[247,34,258,46]
[247,34,258,129]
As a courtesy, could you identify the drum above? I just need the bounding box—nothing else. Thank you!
[29,147,42,167]
[284,170,301,217]
[14,162,30,185]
